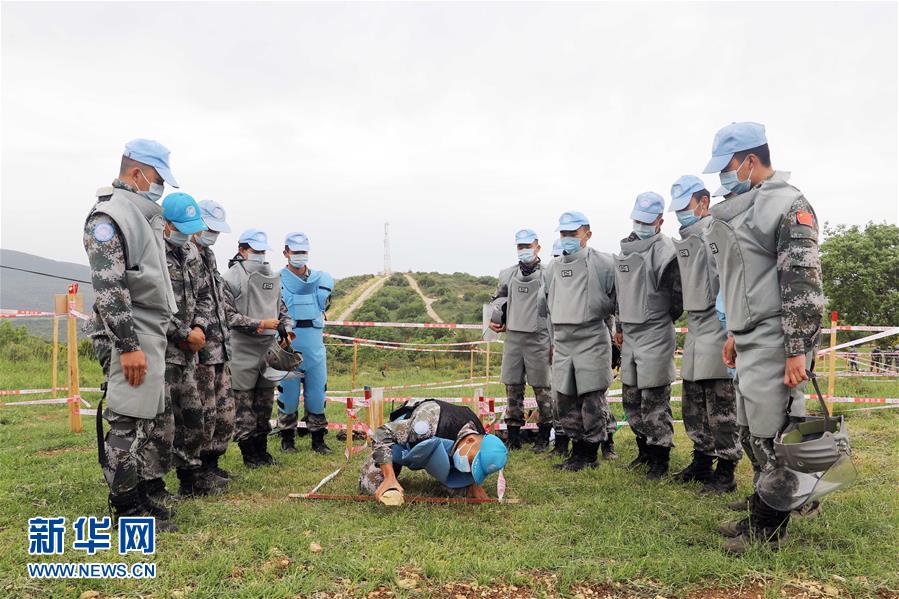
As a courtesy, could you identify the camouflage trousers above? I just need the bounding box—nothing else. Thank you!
[555,389,615,443]
[233,387,275,442]
[166,362,204,471]
[196,362,235,458]
[621,384,673,448]
[277,409,328,434]
[358,453,466,497]
[682,379,742,462]
[503,384,553,427]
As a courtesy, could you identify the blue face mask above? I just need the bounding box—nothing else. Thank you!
[246,252,265,263]
[452,441,476,472]
[517,248,535,263]
[718,157,753,196]
[289,254,308,268]
[676,209,700,228]
[166,228,190,247]
[195,231,219,247]
[633,222,658,239]
[559,237,582,254]
[137,170,164,203]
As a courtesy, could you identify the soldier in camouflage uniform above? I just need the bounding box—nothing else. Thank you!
[160,193,218,497]
[667,176,742,493]
[83,139,179,530]
[702,122,825,554]
[192,200,235,484]
[614,192,683,481]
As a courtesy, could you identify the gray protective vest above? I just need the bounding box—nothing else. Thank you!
[674,217,729,381]
[706,171,798,334]
[615,234,677,388]
[89,187,177,418]
[544,248,616,395]
[498,264,551,387]
[224,261,281,390]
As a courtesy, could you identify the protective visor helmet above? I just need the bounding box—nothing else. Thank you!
[262,343,303,382]
[488,296,508,327]
[757,370,856,511]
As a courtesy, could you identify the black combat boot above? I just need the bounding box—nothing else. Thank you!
[110,488,178,532]
[255,434,276,465]
[580,441,600,469]
[139,478,175,520]
[645,445,670,481]
[601,433,618,460]
[555,440,586,471]
[628,435,651,469]
[311,429,333,455]
[239,438,263,468]
[280,428,298,453]
[531,424,551,452]
[506,426,522,450]
[701,458,738,494]
[673,450,715,484]
[203,454,232,481]
[177,467,219,497]
[550,433,570,458]
[723,494,790,555]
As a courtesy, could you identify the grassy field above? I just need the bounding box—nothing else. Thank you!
[1,340,898,598]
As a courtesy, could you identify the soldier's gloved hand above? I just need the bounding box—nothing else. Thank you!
[120,349,148,387]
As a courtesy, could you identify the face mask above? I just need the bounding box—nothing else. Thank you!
[633,222,658,239]
[246,252,265,263]
[676,209,700,228]
[559,237,582,254]
[137,170,164,202]
[166,229,190,247]
[517,248,535,263]
[195,231,219,247]
[452,442,476,473]
[289,254,309,268]
[718,157,753,196]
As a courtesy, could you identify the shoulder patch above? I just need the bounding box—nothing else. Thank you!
[93,222,115,243]
[796,211,815,227]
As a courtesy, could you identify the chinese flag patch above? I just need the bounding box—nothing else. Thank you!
[796,211,815,227]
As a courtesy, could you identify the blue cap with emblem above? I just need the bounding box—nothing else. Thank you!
[630,191,665,224]
[471,434,508,485]
[198,200,231,233]
[239,228,272,251]
[556,211,589,232]
[514,228,538,244]
[123,139,179,187]
[284,231,310,252]
[669,175,707,211]
[702,122,767,174]
[161,193,207,234]
[552,238,563,257]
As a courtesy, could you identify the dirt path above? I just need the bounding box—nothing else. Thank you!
[403,273,444,323]
[335,275,388,321]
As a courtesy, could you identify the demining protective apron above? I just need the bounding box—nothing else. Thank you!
[673,217,730,381]
[707,171,813,436]
[89,187,177,419]
[224,261,281,391]
[279,267,333,415]
[547,248,615,396]
[615,234,677,389]
[500,264,551,387]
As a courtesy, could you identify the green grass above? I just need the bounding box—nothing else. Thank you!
[1,349,898,597]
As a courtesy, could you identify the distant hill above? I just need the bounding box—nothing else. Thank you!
[0,249,95,339]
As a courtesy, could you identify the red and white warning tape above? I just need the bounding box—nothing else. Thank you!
[327,341,486,354]
[324,333,487,347]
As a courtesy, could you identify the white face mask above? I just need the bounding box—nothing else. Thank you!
[166,228,190,247]
[246,252,265,263]
[289,254,309,268]
[195,231,219,247]
[137,170,164,202]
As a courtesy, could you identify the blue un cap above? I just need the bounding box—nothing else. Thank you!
[239,229,272,251]
[162,193,207,235]
[630,192,665,224]
[198,199,231,233]
[285,231,310,252]
[556,211,589,232]
[702,122,767,174]
[669,175,707,211]
[515,228,538,244]
[471,434,507,485]
[124,138,179,187]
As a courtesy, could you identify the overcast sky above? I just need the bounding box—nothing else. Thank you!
[2,1,897,279]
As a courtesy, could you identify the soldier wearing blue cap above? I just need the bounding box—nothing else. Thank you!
[83,139,180,530]
[488,229,553,452]
[191,200,236,484]
[614,192,683,480]
[359,398,508,505]
[277,232,335,455]
[668,177,742,494]
[702,122,825,554]
[543,211,619,470]
[159,193,220,498]
[223,230,295,468]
